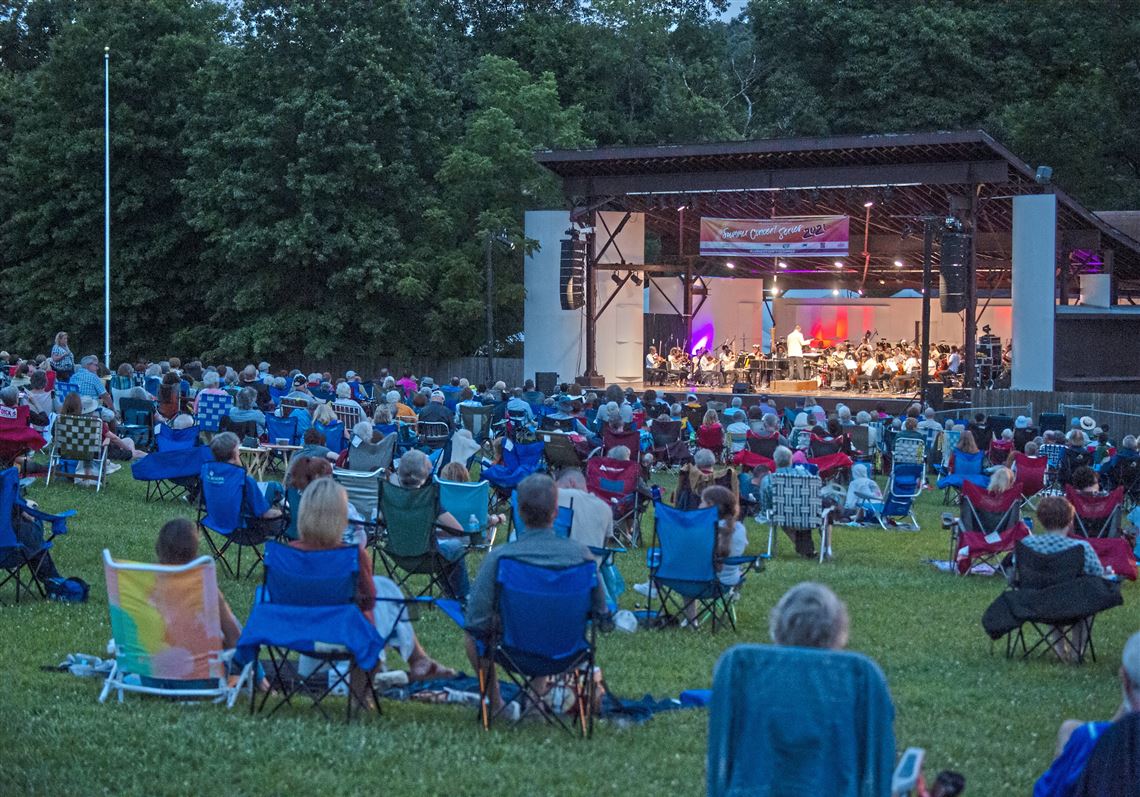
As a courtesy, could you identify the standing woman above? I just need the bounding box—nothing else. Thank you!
[50,332,74,383]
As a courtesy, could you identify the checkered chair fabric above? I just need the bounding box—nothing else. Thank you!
[769,471,823,528]
[1040,443,1066,469]
[196,393,232,434]
[893,437,925,466]
[940,430,961,468]
[53,415,104,461]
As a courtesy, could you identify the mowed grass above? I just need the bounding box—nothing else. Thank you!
[1,464,1136,797]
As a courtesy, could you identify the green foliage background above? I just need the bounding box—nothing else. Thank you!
[2,0,1138,362]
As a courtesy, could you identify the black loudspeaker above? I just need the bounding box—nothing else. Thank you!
[559,238,586,310]
[535,371,558,396]
[925,381,944,411]
[732,382,751,394]
[939,232,970,313]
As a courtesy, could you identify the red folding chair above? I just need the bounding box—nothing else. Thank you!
[586,456,642,547]
[695,424,724,460]
[1011,452,1047,508]
[0,406,47,468]
[733,434,778,470]
[1065,486,1125,539]
[986,438,1013,467]
[601,427,640,458]
[807,435,854,481]
[952,481,1029,575]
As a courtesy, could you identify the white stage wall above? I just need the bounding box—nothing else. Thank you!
[594,211,645,383]
[772,297,1012,348]
[648,276,771,354]
[523,210,581,383]
[1011,194,1057,390]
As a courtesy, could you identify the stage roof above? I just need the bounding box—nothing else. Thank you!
[536,130,1140,296]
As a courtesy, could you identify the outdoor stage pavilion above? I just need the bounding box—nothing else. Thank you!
[522,130,1140,409]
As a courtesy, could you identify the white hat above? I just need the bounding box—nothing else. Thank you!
[430,390,445,401]
[1080,416,1096,432]
[345,370,357,378]
[1014,415,1029,429]
[794,412,809,428]
[80,396,100,414]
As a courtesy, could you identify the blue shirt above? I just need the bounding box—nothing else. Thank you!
[70,369,106,398]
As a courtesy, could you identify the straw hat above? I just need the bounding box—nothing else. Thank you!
[1079,416,1097,432]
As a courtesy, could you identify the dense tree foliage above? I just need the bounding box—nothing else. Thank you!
[0,0,1137,361]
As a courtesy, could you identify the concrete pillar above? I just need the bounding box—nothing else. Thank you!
[1011,194,1057,390]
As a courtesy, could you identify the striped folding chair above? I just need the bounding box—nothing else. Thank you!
[196,393,232,435]
[766,470,831,563]
[47,415,109,491]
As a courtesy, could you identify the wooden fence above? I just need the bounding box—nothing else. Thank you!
[282,354,524,388]
[971,388,1140,423]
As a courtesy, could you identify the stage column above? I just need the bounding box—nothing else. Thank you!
[523,210,580,384]
[1011,194,1057,391]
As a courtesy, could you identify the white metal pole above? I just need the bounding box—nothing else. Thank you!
[103,47,111,369]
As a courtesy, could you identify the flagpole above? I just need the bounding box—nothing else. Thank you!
[103,46,111,369]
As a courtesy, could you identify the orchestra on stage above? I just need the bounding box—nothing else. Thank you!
[644,327,1012,394]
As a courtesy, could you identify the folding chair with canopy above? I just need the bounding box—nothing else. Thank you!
[198,461,285,579]
[0,466,74,603]
[240,542,383,721]
[766,470,832,563]
[477,558,600,736]
[100,551,253,706]
[1065,486,1125,539]
[708,645,909,797]
[46,414,108,491]
[586,456,643,548]
[982,541,1123,664]
[155,423,200,452]
[376,480,467,599]
[0,405,46,467]
[131,445,212,503]
[951,481,1030,575]
[195,393,232,435]
[649,502,759,631]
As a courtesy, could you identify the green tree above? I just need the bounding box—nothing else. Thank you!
[0,0,225,359]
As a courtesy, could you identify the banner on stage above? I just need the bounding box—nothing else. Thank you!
[699,216,850,257]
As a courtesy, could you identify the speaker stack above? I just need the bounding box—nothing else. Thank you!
[939,231,970,313]
[559,238,586,310]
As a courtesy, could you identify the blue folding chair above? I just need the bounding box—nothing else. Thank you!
[131,445,213,502]
[936,448,987,505]
[649,501,758,632]
[314,420,345,454]
[155,423,201,452]
[198,462,284,578]
[54,381,78,405]
[478,558,599,736]
[507,490,574,542]
[0,466,75,603]
[196,393,233,435]
[266,414,301,446]
[877,461,925,530]
[241,542,382,721]
[437,478,493,547]
[482,440,545,498]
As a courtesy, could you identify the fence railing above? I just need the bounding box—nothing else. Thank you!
[278,354,524,388]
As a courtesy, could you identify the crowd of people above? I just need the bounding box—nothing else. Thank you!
[2,333,1138,793]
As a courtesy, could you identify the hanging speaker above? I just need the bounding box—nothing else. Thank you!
[939,231,970,313]
[559,238,586,310]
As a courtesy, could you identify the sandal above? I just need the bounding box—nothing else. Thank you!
[407,657,458,683]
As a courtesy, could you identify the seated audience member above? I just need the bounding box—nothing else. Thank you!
[157,371,182,420]
[1035,631,1140,797]
[228,387,267,436]
[845,463,882,522]
[724,409,751,453]
[387,389,417,422]
[208,432,283,520]
[739,464,770,517]
[296,427,335,462]
[704,485,748,589]
[554,468,614,556]
[332,382,365,424]
[25,370,53,425]
[988,465,1015,495]
[464,474,608,717]
[390,450,468,599]
[1099,434,1140,481]
[238,365,274,411]
[1071,466,1102,496]
[504,388,535,424]
[605,445,653,499]
[70,354,115,423]
[419,390,456,431]
[192,369,229,414]
[763,445,818,559]
[769,581,849,650]
[154,518,242,651]
[291,478,455,692]
[59,393,141,469]
[1019,496,1104,589]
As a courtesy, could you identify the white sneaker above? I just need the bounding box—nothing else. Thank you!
[105,462,122,475]
[632,581,658,598]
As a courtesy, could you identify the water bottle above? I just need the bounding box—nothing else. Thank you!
[651,485,662,502]
[467,514,480,534]
[328,662,350,696]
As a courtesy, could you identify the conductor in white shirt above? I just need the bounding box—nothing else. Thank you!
[786,325,811,380]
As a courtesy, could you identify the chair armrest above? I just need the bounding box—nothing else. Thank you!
[18,500,76,537]
[891,747,925,797]
[721,555,757,566]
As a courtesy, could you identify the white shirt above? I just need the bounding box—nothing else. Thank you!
[557,488,613,559]
[646,353,659,368]
[904,357,918,374]
[862,359,877,376]
[948,352,961,373]
[786,330,807,357]
[717,521,749,586]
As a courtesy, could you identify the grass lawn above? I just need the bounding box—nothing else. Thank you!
[2,464,1135,796]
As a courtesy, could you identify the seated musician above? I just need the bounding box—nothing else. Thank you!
[667,347,687,375]
[857,354,879,392]
[890,351,919,392]
[698,349,718,385]
[718,345,736,376]
[645,346,666,385]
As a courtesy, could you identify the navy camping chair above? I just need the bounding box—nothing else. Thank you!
[241,542,383,721]
[155,423,200,453]
[131,445,213,502]
[878,461,924,530]
[649,501,758,632]
[118,397,156,451]
[482,440,545,504]
[198,461,284,579]
[266,414,301,446]
[477,558,599,736]
[0,466,75,603]
[314,420,346,454]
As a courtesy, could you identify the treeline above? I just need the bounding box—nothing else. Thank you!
[1,0,1137,362]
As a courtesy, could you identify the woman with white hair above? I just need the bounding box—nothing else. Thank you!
[192,369,228,414]
[769,582,850,649]
[228,387,267,435]
[333,382,365,426]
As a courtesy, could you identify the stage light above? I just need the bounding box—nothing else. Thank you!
[778,261,788,269]
[629,272,642,286]
[833,260,843,268]
[725,261,735,269]
[894,259,904,267]
[857,289,863,296]
[769,287,779,295]
[832,288,840,296]
[878,279,886,284]
[611,272,622,286]
[863,200,874,208]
